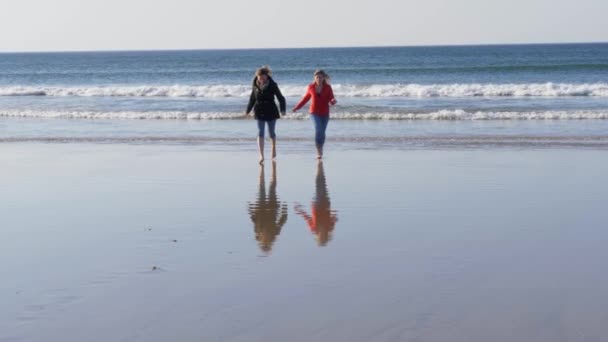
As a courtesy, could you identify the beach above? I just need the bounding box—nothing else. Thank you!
[2,142,608,341]
[2,44,608,341]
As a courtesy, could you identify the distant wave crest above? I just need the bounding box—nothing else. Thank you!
[1,82,608,98]
[3,109,608,120]
[0,85,253,98]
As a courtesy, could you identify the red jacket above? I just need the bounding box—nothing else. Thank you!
[294,83,336,116]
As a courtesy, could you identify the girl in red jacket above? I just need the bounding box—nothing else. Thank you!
[292,69,337,159]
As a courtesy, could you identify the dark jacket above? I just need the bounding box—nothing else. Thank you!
[246,77,286,121]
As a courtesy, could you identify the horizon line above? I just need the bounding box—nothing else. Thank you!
[1,41,607,54]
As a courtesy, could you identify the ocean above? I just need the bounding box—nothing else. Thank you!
[1,43,608,147]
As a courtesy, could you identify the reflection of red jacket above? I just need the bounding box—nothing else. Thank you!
[294,83,336,116]
[297,202,337,233]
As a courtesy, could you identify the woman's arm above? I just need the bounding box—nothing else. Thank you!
[246,88,256,115]
[274,83,287,114]
[294,203,313,225]
[292,87,311,112]
[328,85,337,105]
[277,203,288,228]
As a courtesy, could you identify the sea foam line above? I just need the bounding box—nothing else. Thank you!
[1,83,608,98]
[2,109,608,120]
[2,135,608,149]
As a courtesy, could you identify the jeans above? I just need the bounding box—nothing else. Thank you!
[311,114,329,146]
[257,119,277,139]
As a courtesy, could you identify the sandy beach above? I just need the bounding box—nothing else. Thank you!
[2,143,608,341]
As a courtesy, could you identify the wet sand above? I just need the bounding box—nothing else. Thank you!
[2,144,608,342]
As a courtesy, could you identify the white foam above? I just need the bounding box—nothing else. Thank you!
[331,83,608,97]
[0,110,246,120]
[3,109,608,120]
[332,110,608,120]
[0,85,253,98]
[1,83,608,98]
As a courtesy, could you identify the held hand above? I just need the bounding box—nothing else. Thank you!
[330,99,337,106]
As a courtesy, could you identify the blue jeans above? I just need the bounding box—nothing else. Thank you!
[311,114,329,146]
[257,119,277,139]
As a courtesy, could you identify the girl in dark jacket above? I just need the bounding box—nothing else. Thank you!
[246,66,286,163]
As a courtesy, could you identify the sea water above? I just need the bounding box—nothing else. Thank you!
[1,44,608,148]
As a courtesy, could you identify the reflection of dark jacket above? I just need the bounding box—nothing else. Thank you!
[248,198,288,252]
[246,77,286,121]
[248,180,288,252]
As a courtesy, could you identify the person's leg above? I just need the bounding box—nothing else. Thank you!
[311,115,322,158]
[257,120,265,163]
[267,119,277,159]
[312,115,329,159]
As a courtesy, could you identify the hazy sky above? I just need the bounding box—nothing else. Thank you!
[2,0,607,51]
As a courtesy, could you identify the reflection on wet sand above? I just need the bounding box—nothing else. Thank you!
[247,162,288,253]
[295,161,338,246]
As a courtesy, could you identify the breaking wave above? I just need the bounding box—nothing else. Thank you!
[1,83,608,98]
[3,109,608,120]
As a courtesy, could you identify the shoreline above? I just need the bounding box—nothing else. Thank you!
[2,135,608,149]
[3,116,608,150]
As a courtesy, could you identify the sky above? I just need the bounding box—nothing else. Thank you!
[1,0,607,52]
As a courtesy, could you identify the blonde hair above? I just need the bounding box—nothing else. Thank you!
[313,69,330,83]
[255,65,272,77]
